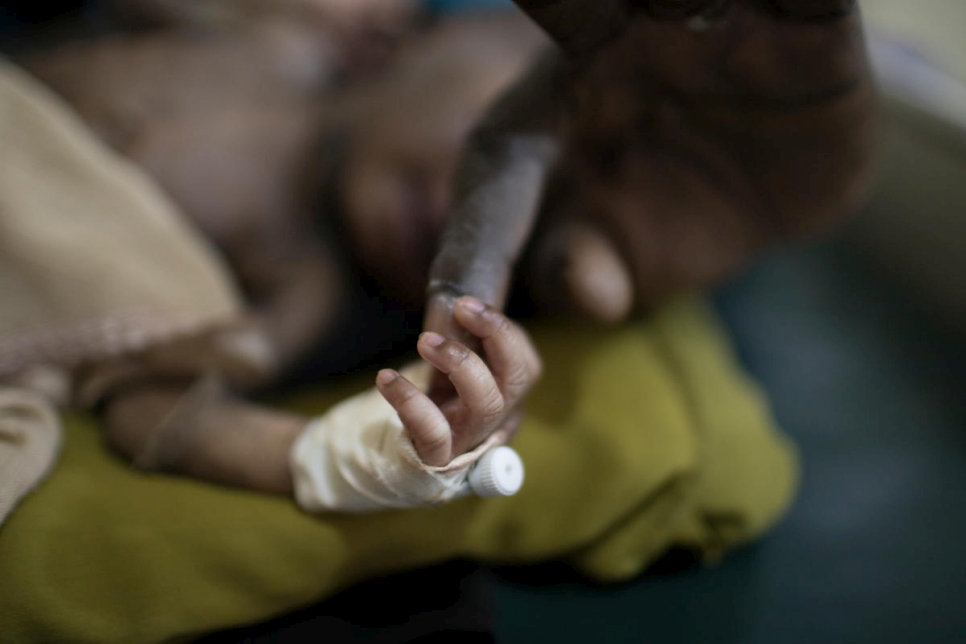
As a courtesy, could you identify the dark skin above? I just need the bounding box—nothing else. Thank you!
[22,22,368,376]
[22,12,545,380]
[25,3,876,466]
[429,0,875,320]
[423,0,877,455]
[23,14,546,471]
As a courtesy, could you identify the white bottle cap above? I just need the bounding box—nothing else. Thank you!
[468,446,524,497]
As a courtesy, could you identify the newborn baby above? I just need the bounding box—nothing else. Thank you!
[11,11,547,511]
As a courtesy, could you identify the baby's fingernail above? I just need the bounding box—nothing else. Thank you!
[459,297,486,314]
[420,332,445,348]
[376,369,398,386]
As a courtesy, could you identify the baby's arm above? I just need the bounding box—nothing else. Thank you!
[102,299,539,511]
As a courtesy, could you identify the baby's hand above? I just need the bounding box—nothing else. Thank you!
[375,297,541,467]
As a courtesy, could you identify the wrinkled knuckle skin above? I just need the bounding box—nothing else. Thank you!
[506,364,534,398]
[479,392,506,422]
[420,427,452,452]
[474,389,506,426]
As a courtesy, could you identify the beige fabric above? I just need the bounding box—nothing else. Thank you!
[0,58,244,378]
[0,58,260,525]
[291,363,507,513]
[0,388,61,525]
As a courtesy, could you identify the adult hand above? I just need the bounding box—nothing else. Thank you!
[532,0,877,320]
[427,0,877,328]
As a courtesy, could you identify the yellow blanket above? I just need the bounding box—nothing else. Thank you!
[0,299,797,643]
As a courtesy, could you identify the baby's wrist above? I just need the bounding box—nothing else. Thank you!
[290,364,524,513]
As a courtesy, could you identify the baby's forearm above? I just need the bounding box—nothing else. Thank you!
[102,367,521,512]
[103,380,305,496]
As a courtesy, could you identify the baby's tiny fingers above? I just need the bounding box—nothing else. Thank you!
[376,369,452,466]
[453,298,542,407]
[417,332,504,425]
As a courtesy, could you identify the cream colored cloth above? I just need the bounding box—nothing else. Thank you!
[0,58,260,525]
[0,59,243,377]
[291,364,506,513]
[0,389,61,525]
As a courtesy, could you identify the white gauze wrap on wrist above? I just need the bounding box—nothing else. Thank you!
[290,363,508,513]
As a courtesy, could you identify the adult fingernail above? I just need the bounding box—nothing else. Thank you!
[459,297,486,314]
[420,332,445,348]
